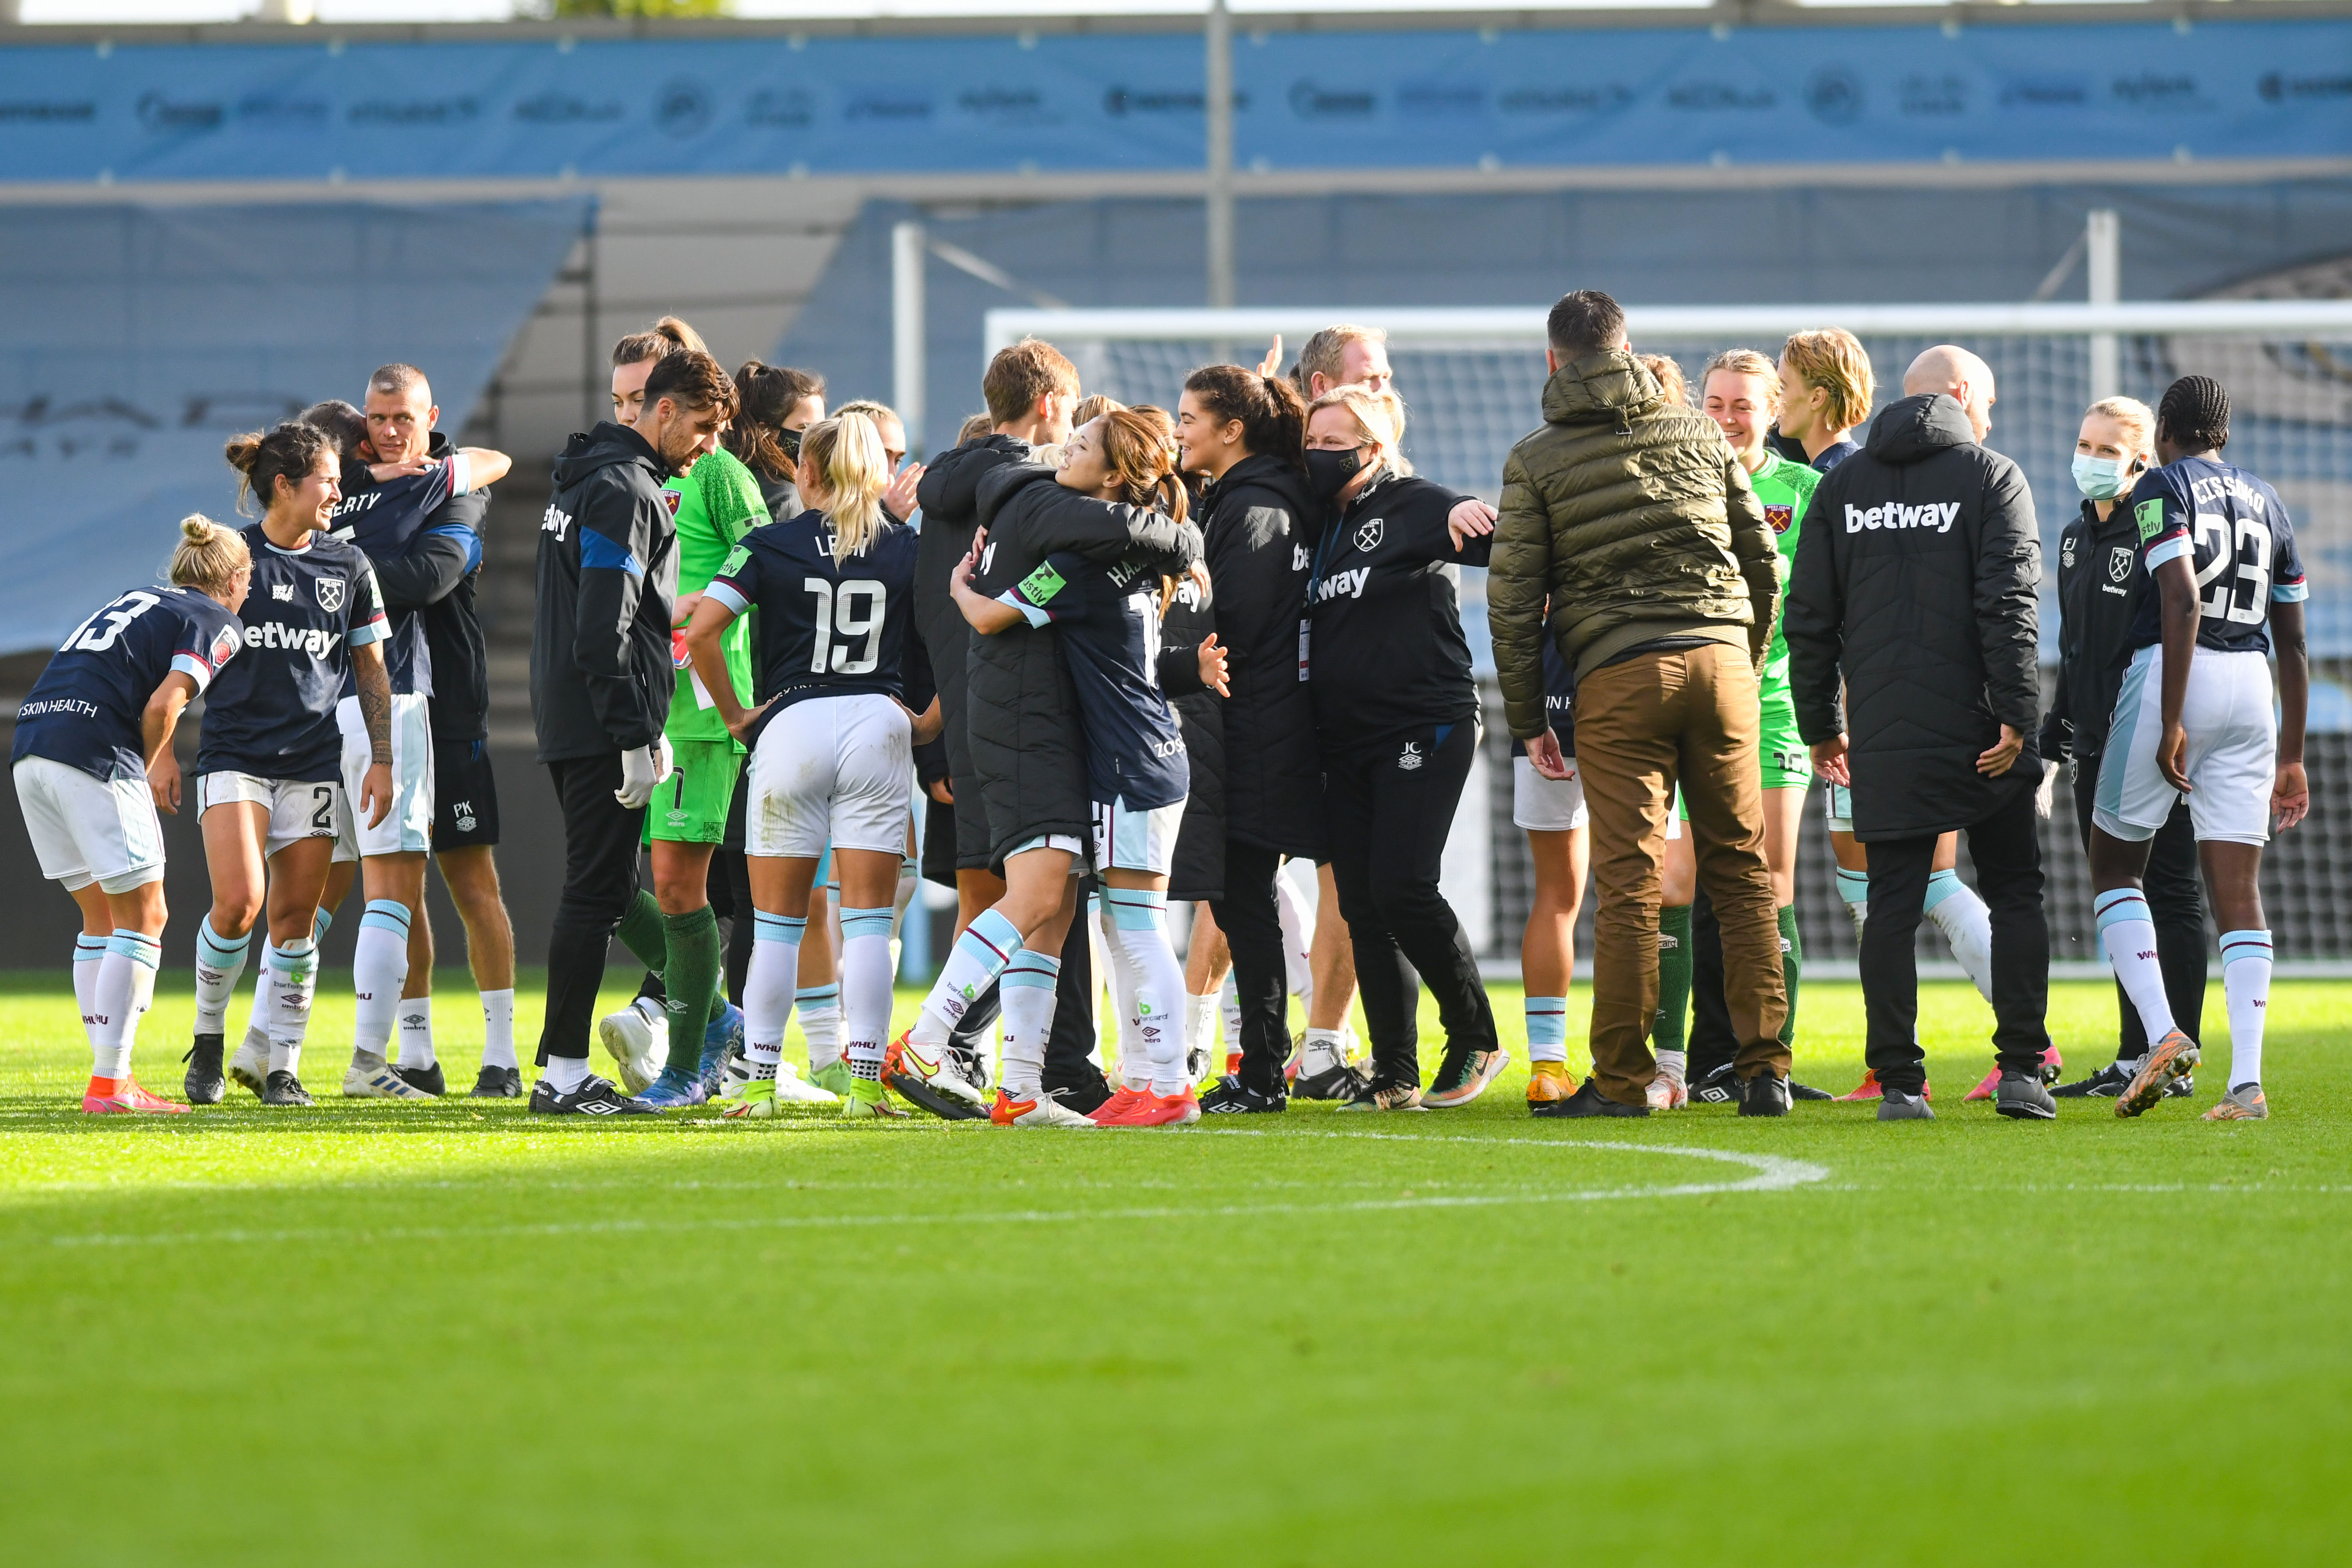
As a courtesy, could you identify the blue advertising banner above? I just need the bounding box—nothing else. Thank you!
[0,19,2344,183]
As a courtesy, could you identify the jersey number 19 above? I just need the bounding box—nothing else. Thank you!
[803,577,886,675]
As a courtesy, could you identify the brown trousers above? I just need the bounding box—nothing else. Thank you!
[1574,643,1789,1105]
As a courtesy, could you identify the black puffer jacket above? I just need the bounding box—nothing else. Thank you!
[1784,393,2042,839]
[532,421,677,763]
[967,464,1202,867]
[1197,453,1322,859]
[1158,569,1224,901]
[913,433,1031,865]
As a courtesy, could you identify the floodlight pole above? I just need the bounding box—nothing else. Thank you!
[1205,0,1236,360]
[2087,208,2120,403]
[892,219,928,459]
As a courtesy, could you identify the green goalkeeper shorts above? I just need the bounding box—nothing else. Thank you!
[1758,686,1812,792]
[643,738,742,845]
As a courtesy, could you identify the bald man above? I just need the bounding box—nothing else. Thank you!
[1783,344,2058,1123]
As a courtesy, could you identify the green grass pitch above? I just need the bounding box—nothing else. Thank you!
[2,970,2346,1566]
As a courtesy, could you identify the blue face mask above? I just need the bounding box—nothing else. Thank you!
[2072,452,2136,501]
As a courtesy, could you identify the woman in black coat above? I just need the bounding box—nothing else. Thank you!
[1174,365,1323,1114]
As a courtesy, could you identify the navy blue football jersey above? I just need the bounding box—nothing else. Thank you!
[1003,551,1187,809]
[1508,636,1577,762]
[196,525,388,783]
[327,452,468,697]
[703,509,926,744]
[2127,456,2307,655]
[12,585,243,782]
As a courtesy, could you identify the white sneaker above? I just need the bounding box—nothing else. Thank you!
[1646,1074,1689,1111]
[343,1061,435,1100]
[771,1062,841,1105]
[597,998,666,1095]
[713,1046,752,1101]
[228,1031,271,1097]
[991,1088,1100,1128]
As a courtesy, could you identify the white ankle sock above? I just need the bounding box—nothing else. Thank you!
[90,930,161,1082]
[545,1053,588,1093]
[998,949,1060,1099]
[1924,870,1994,1003]
[72,933,106,1046]
[2219,929,2272,1090]
[2096,889,2177,1043]
[746,913,804,1071]
[479,989,518,1071]
[915,909,1022,1049]
[1186,992,1219,1059]
[350,901,411,1067]
[193,916,250,1035]
[796,983,841,1070]
[398,994,435,1069]
[1300,1026,1345,1076]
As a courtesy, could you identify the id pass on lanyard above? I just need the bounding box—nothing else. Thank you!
[1298,618,1311,682]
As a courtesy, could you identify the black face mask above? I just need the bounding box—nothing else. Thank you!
[1304,446,1363,501]
[778,427,803,465]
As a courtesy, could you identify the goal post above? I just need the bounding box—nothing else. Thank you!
[985,299,2352,966]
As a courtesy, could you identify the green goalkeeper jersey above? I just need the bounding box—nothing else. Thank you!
[662,446,768,747]
[1749,448,1819,691]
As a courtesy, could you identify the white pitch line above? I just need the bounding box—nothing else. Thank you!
[44,1139,1828,1250]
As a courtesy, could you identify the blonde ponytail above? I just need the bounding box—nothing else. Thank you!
[801,412,891,557]
[169,513,250,595]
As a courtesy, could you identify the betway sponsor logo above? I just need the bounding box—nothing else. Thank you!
[1846,501,1961,535]
[1312,567,1370,603]
[244,622,343,658]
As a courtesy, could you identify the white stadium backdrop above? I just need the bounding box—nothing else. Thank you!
[990,302,2352,965]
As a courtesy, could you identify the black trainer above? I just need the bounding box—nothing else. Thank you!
[1690,1064,1742,1105]
[1044,1071,1111,1118]
[1198,1074,1286,1114]
[470,1065,523,1098]
[260,1070,313,1107]
[1788,1080,1834,1101]
[1292,1059,1370,1102]
[528,1073,657,1116]
[2053,1059,2194,1099]
[884,1068,991,1122]
[1738,1073,1792,1117]
[182,1033,226,1105]
[1530,1078,1649,1119]
[1994,1069,2058,1121]
[394,1061,446,1098]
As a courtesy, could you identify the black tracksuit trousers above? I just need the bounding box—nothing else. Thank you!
[2073,766,2206,1059]
[1860,785,2051,1095]
[1322,720,1497,1088]
[540,753,648,1064]
[1209,842,1293,1098]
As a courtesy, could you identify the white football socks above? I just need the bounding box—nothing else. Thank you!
[997,949,1060,1100]
[349,900,411,1069]
[1275,867,1315,1007]
[744,913,805,1074]
[1218,972,1241,1056]
[1103,888,1187,1096]
[1524,995,1569,1066]
[1923,870,1995,1003]
[72,933,106,1047]
[796,982,841,1071]
[192,916,249,1035]
[1186,991,1219,1062]
[2218,929,2272,1090]
[89,930,161,1084]
[839,906,897,1084]
[480,988,518,1071]
[398,995,435,1071]
[2096,889,2177,1044]
[1093,896,1144,1085]
[1835,867,1868,944]
[247,907,333,1054]
[912,908,1022,1050]
[266,937,320,1076]
[545,1053,589,1094]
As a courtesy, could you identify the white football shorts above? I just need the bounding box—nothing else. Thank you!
[336,692,435,858]
[1091,794,1185,876]
[747,692,912,859]
[14,756,165,894]
[2094,644,2278,846]
[1512,754,1590,832]
[196,771,350,861]
[1825,782,1854,835]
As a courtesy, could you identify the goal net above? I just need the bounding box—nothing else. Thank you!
[987,303,2352,965]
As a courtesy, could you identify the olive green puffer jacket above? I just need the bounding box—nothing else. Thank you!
[1490,351,1780,740]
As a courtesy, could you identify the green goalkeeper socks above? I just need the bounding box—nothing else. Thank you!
[661,905,722,1076]
[1655,904,1692,1054]
[616,889,667,975]
[1777,903,1802,1050]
